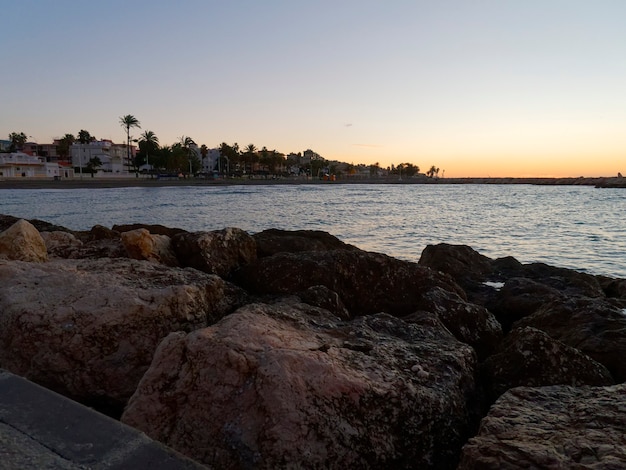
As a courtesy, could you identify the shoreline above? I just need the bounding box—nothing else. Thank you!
[0,175,624,190]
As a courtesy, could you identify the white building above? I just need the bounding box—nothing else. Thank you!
[0,152,66,178]
[201,148,220,174]
[70,140,130,176]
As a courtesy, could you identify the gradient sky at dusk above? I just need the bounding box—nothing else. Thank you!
[3,1,626,177]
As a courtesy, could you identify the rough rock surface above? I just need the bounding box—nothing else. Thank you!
[253,228,358,257]
[458,384,626,469]
[480,326,613,402]
[172,228,257,278]
[122,300,478,469]
[40,230,83,258]
[514,297,626,381]
[0,258,245,415]
[233,249,465,317]
[416,287,502,359]
[0,219,48,262]
[121,228,178,266]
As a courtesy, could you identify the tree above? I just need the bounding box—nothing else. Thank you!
[427,165,438,178]
[243,143,258,174]
[137,130,159,175]
[119,114,141,173]
[85,156,102,177]
[179,136,198,175]
[56,134,75,162]
[77,129,95,143]
[8,132,28,152]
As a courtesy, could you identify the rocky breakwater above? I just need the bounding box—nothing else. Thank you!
[0,214,625,468]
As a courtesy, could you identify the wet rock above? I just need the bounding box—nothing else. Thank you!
[0,219,47,262]
[122,301,477,469]
[458,384,626,469]
[481,326,613,402]
[514,297,626,381]
[597,275,626,299]
[121,228,178,266]
[0,258,245,416]
[416,287,502,359]
[172,228,256,278]
[233,249,465,317]
[253,228,358,257]
[89,224,119,240]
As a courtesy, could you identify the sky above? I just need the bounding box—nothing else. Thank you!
[3,0,626,177]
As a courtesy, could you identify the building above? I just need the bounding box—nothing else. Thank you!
[200,147,220,174]
[70,140,133,176]
[0,152,68,178]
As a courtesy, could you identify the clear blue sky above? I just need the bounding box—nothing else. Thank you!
[3,0,626,177]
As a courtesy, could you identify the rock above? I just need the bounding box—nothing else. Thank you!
[0,219,48,262]
[40,230,83,258]
[233,249,466,317]
[521,262,605,299]
[253,228,358,257]
[122,301,478,469]
[419,243,493,283]
[416,287,502,359]
[0,214,74,234]
[89,224,119,240]
[597,275,626,299]
[297,285,351,320]
[112,223,187,238]
[480,326,613,402]
[121,228,178,266]
[171,228,257,278]
[0,258,246,416]
[458,384,626,469]
[485,277,563,332]
[514,297,626,381]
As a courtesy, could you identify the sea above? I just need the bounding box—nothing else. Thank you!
[1,183,624,279]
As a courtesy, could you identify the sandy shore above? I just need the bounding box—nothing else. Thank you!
[0,176,624,190]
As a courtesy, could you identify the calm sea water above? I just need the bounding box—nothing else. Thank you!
[1,184,624,278]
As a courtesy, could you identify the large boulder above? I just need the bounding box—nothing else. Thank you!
[253,228,358,257]
[121,228,178,266]
[233,249,466,317]
[514,297,626,381]
[171,228,257,278]
[480,326,613,402]
[458,384,626,469]
[122,300,478,469]
[0,219,48,262]
[0,258,246,416]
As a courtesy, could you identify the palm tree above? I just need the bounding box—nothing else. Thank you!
[244,143,257,174]
[427,165,437,178]
[77,129,94,144]
[8,132,27,152]
[119,114,141,174]
[137,130,159,177]
[179,136,196,176]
